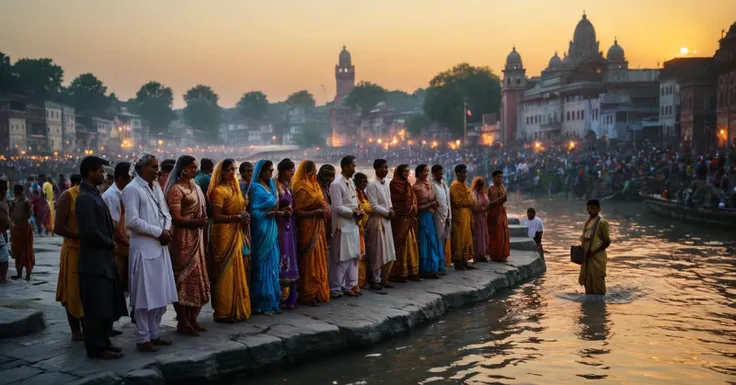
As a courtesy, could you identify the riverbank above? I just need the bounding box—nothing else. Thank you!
[0,223,545,385]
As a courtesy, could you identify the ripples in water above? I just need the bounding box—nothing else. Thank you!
[242,200,736,385]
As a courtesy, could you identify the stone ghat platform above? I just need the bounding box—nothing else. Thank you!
[0,219,545,385]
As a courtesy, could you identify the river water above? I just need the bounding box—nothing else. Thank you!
[243,197,735,385]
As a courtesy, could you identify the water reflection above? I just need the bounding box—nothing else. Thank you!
[242,199,736,385]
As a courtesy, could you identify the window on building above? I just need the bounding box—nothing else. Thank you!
[582,110,585,120]
[516,79,521,85]
[566,111,570,121]
[661,88,665,96]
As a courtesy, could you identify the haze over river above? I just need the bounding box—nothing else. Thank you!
[242,198,735,385]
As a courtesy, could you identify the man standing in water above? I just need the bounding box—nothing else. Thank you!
[124,153,178,352]
[328,156,364,298]
[520,207,544,259]
[76,156,128,359]
[487,170,510,262]
[579,199,610,295]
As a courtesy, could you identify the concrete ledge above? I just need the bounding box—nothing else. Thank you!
[0,307,46,339]
[1,231,545,385]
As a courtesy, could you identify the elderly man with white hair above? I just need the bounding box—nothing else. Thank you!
[122,153,178,352]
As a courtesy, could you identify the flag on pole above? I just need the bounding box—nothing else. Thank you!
[466,109,472,117]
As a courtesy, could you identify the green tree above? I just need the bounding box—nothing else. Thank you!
[13,58,64,102]
[406,114,432,137]
[295,121,324,148]
[67,73,110,115]
[286,90,316,109]
[134,81,175,134]
[423,63,501,137]
[236,91,269,120]
[183,85,221,137]
[344,81,386,114]
[0,52,17,93]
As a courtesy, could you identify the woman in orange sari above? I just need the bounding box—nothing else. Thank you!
[292,160,331,306]
[353,172,372,291]
[450,164,475,270]
[471,177,490,262]
[487,170,510,262]
[389,164,421,282]
[207,159,251,322]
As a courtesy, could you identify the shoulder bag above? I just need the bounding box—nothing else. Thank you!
[570,217,600,265]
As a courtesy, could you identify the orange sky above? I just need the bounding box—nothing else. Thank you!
[1,0,733,108]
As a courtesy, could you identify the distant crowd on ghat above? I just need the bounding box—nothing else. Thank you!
[0,150,562,361]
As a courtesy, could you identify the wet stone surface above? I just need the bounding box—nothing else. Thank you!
[0,219,544,385]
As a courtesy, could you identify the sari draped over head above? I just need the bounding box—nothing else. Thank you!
[389,167,420,279]
[292,160,331,303]
[389,167,417,246]
[487,183,510,262]
[248,159,282,314]
[207,160,251,321]
[413,178,442,276]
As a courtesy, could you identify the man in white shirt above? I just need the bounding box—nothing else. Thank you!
[520,207,544,259]
[328,155,364,298]
[123,153,178,352]
[364,159,396,290]
[102,163,132,303]
[430,164,451,274]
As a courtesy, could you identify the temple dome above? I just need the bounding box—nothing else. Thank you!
[562,52,572,66]
[573,13,597,46]
[548,52,562,69]
[607,39,625,61]
[506,46,522,66]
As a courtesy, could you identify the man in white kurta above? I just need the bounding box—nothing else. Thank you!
[122,153,178,351]
[431,164,452,274]
[364,159,396,289]
[328,156,363,298]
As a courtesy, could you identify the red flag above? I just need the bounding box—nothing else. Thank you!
[467,109,472,117]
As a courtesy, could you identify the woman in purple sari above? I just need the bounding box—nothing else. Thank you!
[274,159,298,309]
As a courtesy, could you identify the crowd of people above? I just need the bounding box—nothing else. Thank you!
[0,150,615,362]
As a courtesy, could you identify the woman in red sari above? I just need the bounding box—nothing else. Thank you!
[389,164,421,282]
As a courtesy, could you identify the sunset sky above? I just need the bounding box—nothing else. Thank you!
[1,0,734,108]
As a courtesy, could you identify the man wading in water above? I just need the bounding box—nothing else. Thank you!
[578,199,610,295]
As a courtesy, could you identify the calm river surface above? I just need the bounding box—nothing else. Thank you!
[245,198,735,385]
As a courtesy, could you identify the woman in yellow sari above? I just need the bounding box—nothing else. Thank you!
[353,172,372,292]
[207,159,251,322]
[292,160,331,306]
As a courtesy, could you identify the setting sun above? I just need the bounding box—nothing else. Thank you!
[680,47,689,55]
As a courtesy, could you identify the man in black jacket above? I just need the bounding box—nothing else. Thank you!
[76,156,128,359]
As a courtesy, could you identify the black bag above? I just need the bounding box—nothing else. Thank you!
[570,217,600,265]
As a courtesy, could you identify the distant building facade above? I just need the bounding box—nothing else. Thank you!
[502,13,660,147]
[715,22,736,149]
[62,105,75,150]
[0,96,27,154]
[45,101,63,152]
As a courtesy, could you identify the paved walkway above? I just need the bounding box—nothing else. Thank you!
[0,223,545,385]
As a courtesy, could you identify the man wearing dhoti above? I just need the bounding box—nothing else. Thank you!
[364,159,396,290]
[328,156,364,298]
[123,153,178,352]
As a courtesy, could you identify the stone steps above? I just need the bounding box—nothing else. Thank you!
[509,224,528,238]
[510,236,538,251]
[0,307,45,339]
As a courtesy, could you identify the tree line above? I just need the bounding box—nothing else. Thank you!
[0,52,503,142]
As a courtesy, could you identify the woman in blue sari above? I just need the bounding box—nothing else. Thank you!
[248,160,284,315]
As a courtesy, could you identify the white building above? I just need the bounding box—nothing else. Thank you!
[505,13,660,144]
[62,105,75,149]
[93,117,114,148]
[44,101,63,152]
